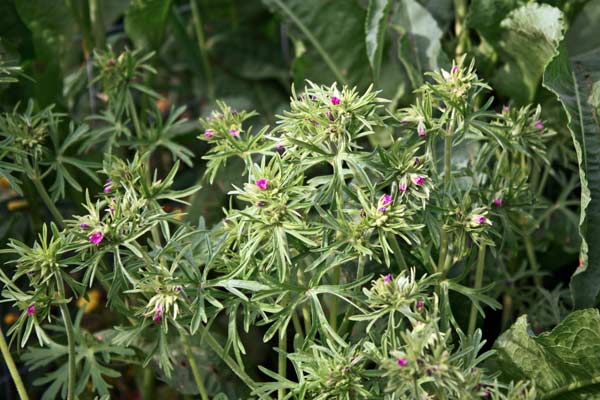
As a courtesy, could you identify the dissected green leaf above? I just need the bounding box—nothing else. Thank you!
[543,45,600,308]
[492,309,600,399]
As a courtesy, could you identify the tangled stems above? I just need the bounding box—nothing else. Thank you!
[181,334,209,400]
[56,275,76,400]
[0,326,29,400]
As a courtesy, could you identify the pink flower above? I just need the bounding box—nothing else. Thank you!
[451,65,458,74]
[503,105,510,114]
[103,178,111,193]
[276,143,285,151]
[417,125,426,138]
[331,96,341,106]
[399,183,407,192]
[493,198,502,206]
[89,231,104,245]
[229,129,239,137]
[397,358,407,367]
[384,274,392,284]
[380,194,392,207]
[204,129,214,139]
[27,304,35,316]
[412,176,425,185]
[416,300,424,311]
[378,206,387,213]
[153,304,163,323]
[79,223,88,230]
[475,215,486,224]
[256,178,269,190]
[534,120,544,130]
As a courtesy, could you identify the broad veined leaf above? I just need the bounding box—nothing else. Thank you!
[365,0,391,83]
[491,309,600,399]
[390,0,449,90]
[543,45,600,308]
[469,0,523,45]
[493,3,565,104]
[263,0,371,88]
[125,0,173,49]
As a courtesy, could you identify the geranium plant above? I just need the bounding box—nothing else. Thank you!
[0,46,574,400]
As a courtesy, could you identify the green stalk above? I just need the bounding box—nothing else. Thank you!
[198,326,264,397]
[0,326,29,400]
[298,268,311,334]
[31,172,64,228]
[190,0,216,101]
[524,234,542,287]
[141,367,155,400]
[468,244,486,336]
[338,255,365,335]
[437,134,453,332]
[278,328,287,400]
[127,93,143,139]
[329,265,341,330]
[56,275,76,400]
[182,334,209,400]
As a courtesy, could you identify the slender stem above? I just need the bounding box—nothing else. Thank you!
[443,135,453,191]
[127,93,143,139]
[501,292,513,331]
[56,275,76,400]
[198,327,264,397]
[0,325,29,400]
[278,328,287,400]
[291,312,304,339]
[338,255,365,335]
[298,268,311,334]
[468,245,486,336]
[31,173,65,228]
[329,265,341,329]
[524,234,542,287]
[190,0,216,101]
[388,234,408,270]
[141,367,155,400]
[182,334,209,400]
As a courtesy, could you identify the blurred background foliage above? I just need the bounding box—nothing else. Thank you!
[0,0,598,398]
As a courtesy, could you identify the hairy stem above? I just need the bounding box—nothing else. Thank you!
[468,244,486,336]
[190,0,215,101]
[0,325,29,400]
[56,275,76,400]
[182,334,209,400]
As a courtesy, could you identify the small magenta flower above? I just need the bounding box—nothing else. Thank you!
[229,129,239,137]
[493,197,502,206]
[503,105,510,114]
[400,119,408,125]
[89,231,104,245]
[331,96,341,106]
[327,109,334,122]
[412,176,425,185]
[380,194,392,207]
[27,304,35,316]
[414,157,420,166]
[153,304,163,323]
[204,129,214,139]
[256,201,266,207]
[416,300,424,311]
[276,143,285,151]
[79,223,88,230]
[103,178,112,193]
[378,206,387,213]
[451,65,458,74]
[397,358,407,367]
[256,178,269,190]
[474,215,486,224]
[417,125,426,138]
[384,274,392,284]
[399,183,407,192]
[534,120,544,130]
